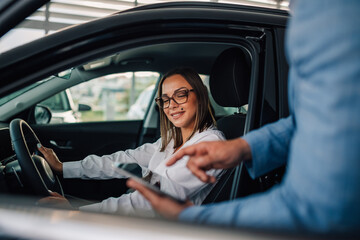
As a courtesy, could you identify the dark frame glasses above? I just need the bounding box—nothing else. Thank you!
[155,87,194,109]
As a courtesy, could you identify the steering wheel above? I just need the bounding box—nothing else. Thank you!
[9,119,63,197]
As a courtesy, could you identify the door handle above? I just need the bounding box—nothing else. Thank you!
[50,140,73,150]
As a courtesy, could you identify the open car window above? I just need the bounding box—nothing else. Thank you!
[40,71,159,123]
[39,72,244,124]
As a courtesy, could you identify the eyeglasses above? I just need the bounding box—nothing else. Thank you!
[155,87,194,109]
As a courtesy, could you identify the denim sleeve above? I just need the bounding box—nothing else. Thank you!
[178,187,297,231]
[242,116,294,179]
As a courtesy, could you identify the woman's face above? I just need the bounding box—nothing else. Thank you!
[161,74,197,134]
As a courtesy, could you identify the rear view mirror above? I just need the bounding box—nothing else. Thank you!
[78,103,91,112]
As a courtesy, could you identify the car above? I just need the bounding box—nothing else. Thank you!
[0,1,315,239]
[39,89,88,124]
[127,84,156,120]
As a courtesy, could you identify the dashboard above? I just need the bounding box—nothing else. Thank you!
[0,127,23,194]
[0,128,15,164]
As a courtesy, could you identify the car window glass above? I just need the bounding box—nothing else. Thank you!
[41,72,159,123]
[41,91,72,111]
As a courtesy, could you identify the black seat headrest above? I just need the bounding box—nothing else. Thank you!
[210,47,251,108]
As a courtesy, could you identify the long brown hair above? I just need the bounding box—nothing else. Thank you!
[158,67,216,152]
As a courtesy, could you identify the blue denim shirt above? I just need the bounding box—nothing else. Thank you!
[179,0,360,234]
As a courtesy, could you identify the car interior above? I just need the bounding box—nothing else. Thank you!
[0,34,286,208]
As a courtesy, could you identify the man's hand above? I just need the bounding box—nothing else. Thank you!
[167,138,252,183]
[37,143,63,173]
[127,179,193,220]
[37,191,73,210]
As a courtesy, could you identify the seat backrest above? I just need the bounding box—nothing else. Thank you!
[202,47,251,204]
[210,47,251,139]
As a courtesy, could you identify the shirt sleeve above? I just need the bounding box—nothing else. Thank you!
[63,138,161,179]
[178,186,296,231]
[243,116,294,179]
[158,130,225,204]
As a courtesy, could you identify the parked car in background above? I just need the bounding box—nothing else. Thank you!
[127,84,156,120]
[0,1,328,239]
[40,89,80,123]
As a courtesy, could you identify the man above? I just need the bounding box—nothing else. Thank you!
[128,0,360,234]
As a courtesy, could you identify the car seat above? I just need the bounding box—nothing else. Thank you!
[202,47,252,204]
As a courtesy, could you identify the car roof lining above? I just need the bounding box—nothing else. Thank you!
[77,41,244,79]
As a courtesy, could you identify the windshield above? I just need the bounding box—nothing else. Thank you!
[0,0,289,54]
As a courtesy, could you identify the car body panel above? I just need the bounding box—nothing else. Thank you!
[0,195,306,240]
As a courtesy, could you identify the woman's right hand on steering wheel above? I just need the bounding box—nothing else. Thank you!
[37,143,63,174]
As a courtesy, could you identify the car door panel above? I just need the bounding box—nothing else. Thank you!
[32,121,143,161]
[31,120,144,200]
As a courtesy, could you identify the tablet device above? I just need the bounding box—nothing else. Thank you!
[114,163,186,204]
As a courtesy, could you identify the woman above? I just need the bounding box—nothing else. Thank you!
[38,67,225,217]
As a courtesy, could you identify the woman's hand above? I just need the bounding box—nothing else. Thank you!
[127,179,193,220]
[37,191,73,210]
[37,143,63,174]
[167,138,252,183]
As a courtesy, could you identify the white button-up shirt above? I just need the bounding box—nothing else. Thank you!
[63,127,225,216]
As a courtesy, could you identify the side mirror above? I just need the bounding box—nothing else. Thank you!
[78,103,91,112]
[34,105,52,124]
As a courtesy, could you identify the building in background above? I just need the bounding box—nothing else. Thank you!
[0,0,289,53]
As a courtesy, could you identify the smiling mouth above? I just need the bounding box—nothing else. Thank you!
[171,111,184,119]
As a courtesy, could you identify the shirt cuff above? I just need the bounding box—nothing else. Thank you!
[242,132,273,179]
[63,161,82,178]
[79,202,101,212]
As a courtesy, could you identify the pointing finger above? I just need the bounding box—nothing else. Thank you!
[167,145,198,166]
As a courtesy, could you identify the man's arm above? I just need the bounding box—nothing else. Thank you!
[243,116,294,179]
